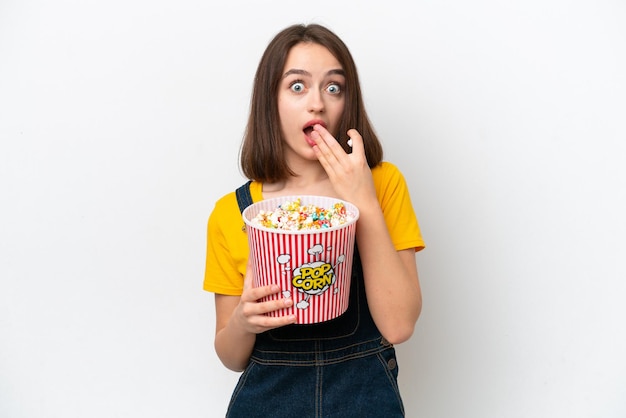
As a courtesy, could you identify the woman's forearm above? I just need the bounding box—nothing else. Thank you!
[355,203,422,344]
[214,317,257,372]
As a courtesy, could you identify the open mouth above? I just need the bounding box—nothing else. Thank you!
[303,126,316,146]
[303,121,326,135]
[302,121,327,147]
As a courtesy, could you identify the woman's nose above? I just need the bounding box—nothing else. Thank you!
[307,89,325,113]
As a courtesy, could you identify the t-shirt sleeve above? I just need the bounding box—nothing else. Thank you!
[203,193,248,295]
[374,162,425,252]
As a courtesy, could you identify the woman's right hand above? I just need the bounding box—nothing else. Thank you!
[230,258,297,335]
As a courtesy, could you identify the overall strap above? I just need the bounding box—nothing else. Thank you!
[235,180,253,214]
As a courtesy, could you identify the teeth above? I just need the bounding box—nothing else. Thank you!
[347,138,353,147]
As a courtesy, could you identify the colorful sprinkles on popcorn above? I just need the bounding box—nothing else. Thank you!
[252,198,353,230]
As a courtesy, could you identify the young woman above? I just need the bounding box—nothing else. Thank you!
[204,23,425,417]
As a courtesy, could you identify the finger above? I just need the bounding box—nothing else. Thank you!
[244,283,282,305]
[311,129,341,171]
[255,294,297,325]
[267,314,298,328]
[255,296,294,315]
[346,128,364,155]
[312,124,346,156]
[241,292,296,330]
[251,313,298,332]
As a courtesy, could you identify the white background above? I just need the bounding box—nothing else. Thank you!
[1,0,625,417]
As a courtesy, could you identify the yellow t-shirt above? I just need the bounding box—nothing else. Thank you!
[203,161,425,296]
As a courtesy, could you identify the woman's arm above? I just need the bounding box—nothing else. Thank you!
[311,125,422,344]
[353,202,422,343]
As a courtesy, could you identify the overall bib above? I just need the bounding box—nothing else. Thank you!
[227,182,405,418]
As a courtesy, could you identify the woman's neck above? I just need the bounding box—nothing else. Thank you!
[262,165,337,199]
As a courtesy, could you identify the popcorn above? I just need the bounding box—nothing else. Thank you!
[251,198,353,230]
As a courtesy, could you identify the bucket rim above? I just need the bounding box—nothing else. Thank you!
[242,195,360,235]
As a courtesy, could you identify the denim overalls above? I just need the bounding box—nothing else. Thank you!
[227,182,405,418]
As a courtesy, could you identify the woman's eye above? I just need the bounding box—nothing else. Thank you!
[326,83,342,94]
[290,82,305,93]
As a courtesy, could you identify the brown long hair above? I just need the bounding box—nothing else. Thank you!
[240,23,383,182]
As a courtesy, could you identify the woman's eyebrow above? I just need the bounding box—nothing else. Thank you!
[327,69,345,77]
[283,69,310,78]
[282,68,345,78]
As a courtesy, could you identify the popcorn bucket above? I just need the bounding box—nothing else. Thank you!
[242,196,359,324]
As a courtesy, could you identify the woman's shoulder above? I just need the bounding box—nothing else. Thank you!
[210,180,261,219]
[371,161,405,183]
[209,188,241,222]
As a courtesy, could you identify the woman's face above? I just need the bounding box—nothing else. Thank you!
[278,42,346,165]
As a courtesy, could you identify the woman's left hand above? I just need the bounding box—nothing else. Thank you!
[310,124,377,207]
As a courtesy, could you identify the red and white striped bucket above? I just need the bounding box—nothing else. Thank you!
[242,195,359,324]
